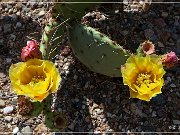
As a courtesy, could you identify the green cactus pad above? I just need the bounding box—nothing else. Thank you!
[30,102,44,117]
[40,20,65,60]
[52,0,104,21]
[69,23,130,77]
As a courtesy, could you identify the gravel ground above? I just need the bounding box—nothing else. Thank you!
[0,0,180,134]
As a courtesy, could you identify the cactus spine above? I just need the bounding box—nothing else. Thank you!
[40,19,66,60]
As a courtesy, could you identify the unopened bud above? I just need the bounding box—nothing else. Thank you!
[162,51,178,68]
[21,40,42,61]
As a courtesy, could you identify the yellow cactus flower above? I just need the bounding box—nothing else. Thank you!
[121,54,165,101]
[9,59,61,102]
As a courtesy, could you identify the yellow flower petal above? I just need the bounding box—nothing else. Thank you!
[9,58,61,102]
[122,54,165,101]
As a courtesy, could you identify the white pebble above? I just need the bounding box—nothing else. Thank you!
[12,127,19,134]
[3,106,14,114]
[5,116,12,122]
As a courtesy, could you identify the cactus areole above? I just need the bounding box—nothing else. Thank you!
[69,23,130,77]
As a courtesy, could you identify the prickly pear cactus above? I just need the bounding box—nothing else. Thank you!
[52,0,103,21]
[43,95,67,131]
[40,0,131,77]
[69,23,130,77]
[40,19,65,60]
[40,0,104,60]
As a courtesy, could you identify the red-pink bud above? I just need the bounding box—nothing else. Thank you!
[162,51,178,68]
[21,40,42,61]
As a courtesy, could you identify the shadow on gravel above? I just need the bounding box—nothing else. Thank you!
[0,14,42,75]
[55,48,179,133]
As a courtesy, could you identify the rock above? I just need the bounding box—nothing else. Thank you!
[3,106,14,114]
[10,34,16,41]
[85,116,91,123]
[34,123,48,134]
[4,116,13,122]
[16,22,22,28]
[12,127,19,134]
[144,29,154,39]
[17,132,22,135]
[38,10,45,17]
[73,75,78,80]
[166,77,172,83]
[21,126,32,135]
[11,14,18,21]
[6,4,12,9]
[170,83,176,88]
[82,105,86,109]
[177,110,180,116]
[74,98,79,102]
[16,11,21,16]
[121,30,129,36]
[160,31,171,43]
[15,3,23,10]
[152,111,157,117]
[68,123,75,130]
[0,26,2,32]
[12,97,18,105]
[96,109,103,115]
[157,42,165,48]
[3,24,12,34]
[173,120,180,125]
[6,58,12,63]
[152,94,166,106]
[8,8,13,14]
[161,12,168,18]
[22,7,30,13]
[0,99,5,107]
[153,18,166,28]
[131,103,147,117]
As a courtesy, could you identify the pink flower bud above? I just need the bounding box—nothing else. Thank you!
[162,51,178,68]
[21,40,42,61]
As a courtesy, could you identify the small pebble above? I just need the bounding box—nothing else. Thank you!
[11,14,18,21]
[82,105,86,109]
[144,29,154,39]
[0,99,5,107]
[152,111,157,117]
[73,75,78,80]
[16,22,22,28]
[4,116,13,122]
[3,106,14,114]
[21,126,32,135]
[170,83,176,88]
[157,42,165,48]
[6,58,12,63]
[12,127,19,134]
[38,10,45,17]
[161,12,168,18]
[173,120,180,125]
[17,132,22,135]
[68,123,75,130]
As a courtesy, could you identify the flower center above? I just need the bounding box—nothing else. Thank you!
[31,75,45,84]
[136,73,152,87]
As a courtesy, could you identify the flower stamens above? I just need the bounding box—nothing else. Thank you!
[31,76,45,84]
[136,73,152,87]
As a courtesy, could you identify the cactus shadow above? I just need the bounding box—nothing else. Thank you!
[54,54,136,132]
